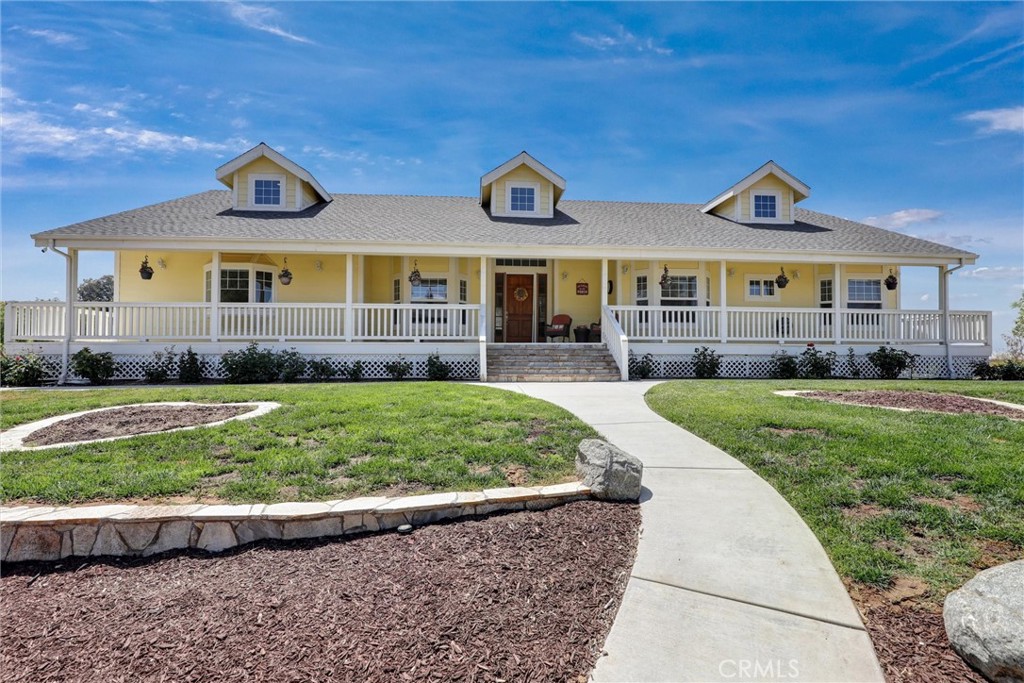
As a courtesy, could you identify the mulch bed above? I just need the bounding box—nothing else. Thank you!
[24,404,254,446]
[0,500,640,683]
[802,390,1024,420]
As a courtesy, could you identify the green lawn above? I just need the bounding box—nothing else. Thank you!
[646,380,1024,604]
[1,384,595,505]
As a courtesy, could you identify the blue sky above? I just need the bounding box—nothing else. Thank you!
[2,1,1022,348]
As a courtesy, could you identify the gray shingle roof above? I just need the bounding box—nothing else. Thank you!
[32,190,975,260]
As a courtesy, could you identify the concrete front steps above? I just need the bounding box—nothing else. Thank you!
[486,343,622,382]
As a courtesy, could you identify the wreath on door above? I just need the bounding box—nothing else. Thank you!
[513,287,529,302]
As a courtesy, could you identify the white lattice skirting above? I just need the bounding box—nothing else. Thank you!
[649,353,982,379]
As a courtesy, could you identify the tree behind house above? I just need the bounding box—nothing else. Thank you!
[77,275,114,302]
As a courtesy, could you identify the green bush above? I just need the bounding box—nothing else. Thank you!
[278,349,307,382]
[385,356,413,380]
[307,357,337,382]
[220,342,281,384]
[70,347,117,385]
[798,343,837,379]
[426,353,452,381]
[769,351,799,379]
[692,346,721,379]
[972,358,1024,381]
[143,346,176,384]
[346,359,365,382]
[178,346,205,383]
[867,346,917,380]
[0,352,48,386]
[845,348,861,379]
[628,351,655,380]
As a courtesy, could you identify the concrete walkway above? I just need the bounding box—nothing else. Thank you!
[501,381,884,683]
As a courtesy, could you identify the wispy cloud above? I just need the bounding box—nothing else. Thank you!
[918,39,1024,85]
[573,26,672,56]
[10,26,82,48]
[862,208,942,230]
[72,102,123,119]
[959,266,1024,280]
[225,2,313,44]
[301,144,422,168]
[960,107,1024,134]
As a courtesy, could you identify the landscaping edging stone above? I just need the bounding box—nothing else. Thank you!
[0,482,591,563]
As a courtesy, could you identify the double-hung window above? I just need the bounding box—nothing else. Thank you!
[847,279,882,310]
[661,274,698,324]
[204,266,274,303]
[745,275,779,302]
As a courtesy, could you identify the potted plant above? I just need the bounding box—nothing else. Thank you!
[574,325,590,343]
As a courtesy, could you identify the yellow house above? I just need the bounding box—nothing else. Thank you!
[7,144,991,382]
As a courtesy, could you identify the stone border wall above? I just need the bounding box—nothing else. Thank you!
[0,483,590,564]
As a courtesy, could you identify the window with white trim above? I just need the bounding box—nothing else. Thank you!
[248,174,285,208]
[661,275,698,307]
[393,278,401,303]
[411,278,447,302]
[753,194,777,218]
[459,279,468,303]
[847,279,882,310]
[204,265,275,303]
[505,182,540,215]
[635,275,648,306]
[745,275,779,302]
[818,278,833,309]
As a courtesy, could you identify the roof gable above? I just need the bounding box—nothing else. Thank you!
[479,151,566,207]
[216,142,331,204]
[700,161,810,215]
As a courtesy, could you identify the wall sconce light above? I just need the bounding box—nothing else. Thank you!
[408,260,422,286]
[139,255,154,280]
[658,264,670,288]
[157,258,167,270]
[278,257,293,286]
[621,264,630,274]
[791,269,800,280]
[727,267,736,277]
[561,271,569,280]
[314,260,323,272]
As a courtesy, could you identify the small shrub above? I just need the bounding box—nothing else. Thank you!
[769,351,799,379]
[0,352,48,386]
[845,347,861,379]
[143,345,176,384]
[220,342,281,384]
[866,346,917,380]
[973,358,1024,381]
[307,357,337,382]
[178,346,205,383]
[278,349,307,382]
[426,353,452,381]
[692,346,721,379]
[628,351,655,380]
[385,356,413,380]
[70,347,117,385]
[798,343,837,379]
[346,359,365,382]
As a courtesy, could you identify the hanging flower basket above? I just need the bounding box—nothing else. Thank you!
[884,270,898,291]
[775,267,789,289]
[658,265,670,288]
[278,257,293,286]
[139,256,154,280]
[408,260,422,286]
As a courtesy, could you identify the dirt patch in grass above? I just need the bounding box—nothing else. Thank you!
[525,419,549,443]
[802,391,1024,420]
[24,404,255,446]
[842,503,889,520]
[972,539,1023,569]
[0,500,640,683]
[502,464,529,486]
[914,495,983,513]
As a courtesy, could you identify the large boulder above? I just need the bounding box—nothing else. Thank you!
[943,560,1024,683]
[576,439,643,502]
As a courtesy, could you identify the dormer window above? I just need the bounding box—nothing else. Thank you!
[250,174,284,208]
[753,193,777,219]
[507,182,540,215]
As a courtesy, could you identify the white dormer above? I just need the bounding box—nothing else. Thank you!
[701,161,810,224]
[216,143,331,212]
[479,152,565,219]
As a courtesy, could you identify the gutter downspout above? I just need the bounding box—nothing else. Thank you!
[47,241,74,384]
[942,259,966,379]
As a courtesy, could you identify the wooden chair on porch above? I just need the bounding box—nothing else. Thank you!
[544,314,572,342]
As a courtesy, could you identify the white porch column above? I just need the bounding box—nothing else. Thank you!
[940,265,952,376]
[345,253,354,341]
[210,251,221,342]
[480,256,490,342]
[600,258,608,308]
[834,263,843,345]
[719,260,728,343]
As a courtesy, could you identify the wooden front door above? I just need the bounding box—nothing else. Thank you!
[504,274,534,342]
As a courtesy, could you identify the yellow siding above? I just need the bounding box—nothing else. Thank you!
[491,165,552,216]
[235,157,298,209]
[738,174,793,222]
[553,259,602,328]
[364,255,398,303]
[118,251,209,302]
[270,254,346,303]
[725,262,815,307]
[710,196,737,219]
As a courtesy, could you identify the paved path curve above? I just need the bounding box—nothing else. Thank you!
[500,381,884,683]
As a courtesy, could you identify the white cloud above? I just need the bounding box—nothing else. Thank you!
[918,39,1024,85]
[573,26,672,56]
[959,266,1024,280]
[226,3,313,44]
[72,103,122,118]
[11,26,80,47]
[862,208,942,229]
[920,293,931,302]
[961,106,1024,134]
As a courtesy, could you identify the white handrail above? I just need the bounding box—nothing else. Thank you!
[602,305,629,380]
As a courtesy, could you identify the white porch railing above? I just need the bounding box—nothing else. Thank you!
[601,305,629,380]
[614,306,721,340]
[219,303,345,340]
[350,304,481,341]
[74,302,211,340]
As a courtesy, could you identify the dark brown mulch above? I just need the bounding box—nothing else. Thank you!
[24,404,255,446]
[0,500,640,683]
[803,390,1024,420]
[851,588,986,683]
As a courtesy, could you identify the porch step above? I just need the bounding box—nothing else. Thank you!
[486,344,622,382]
